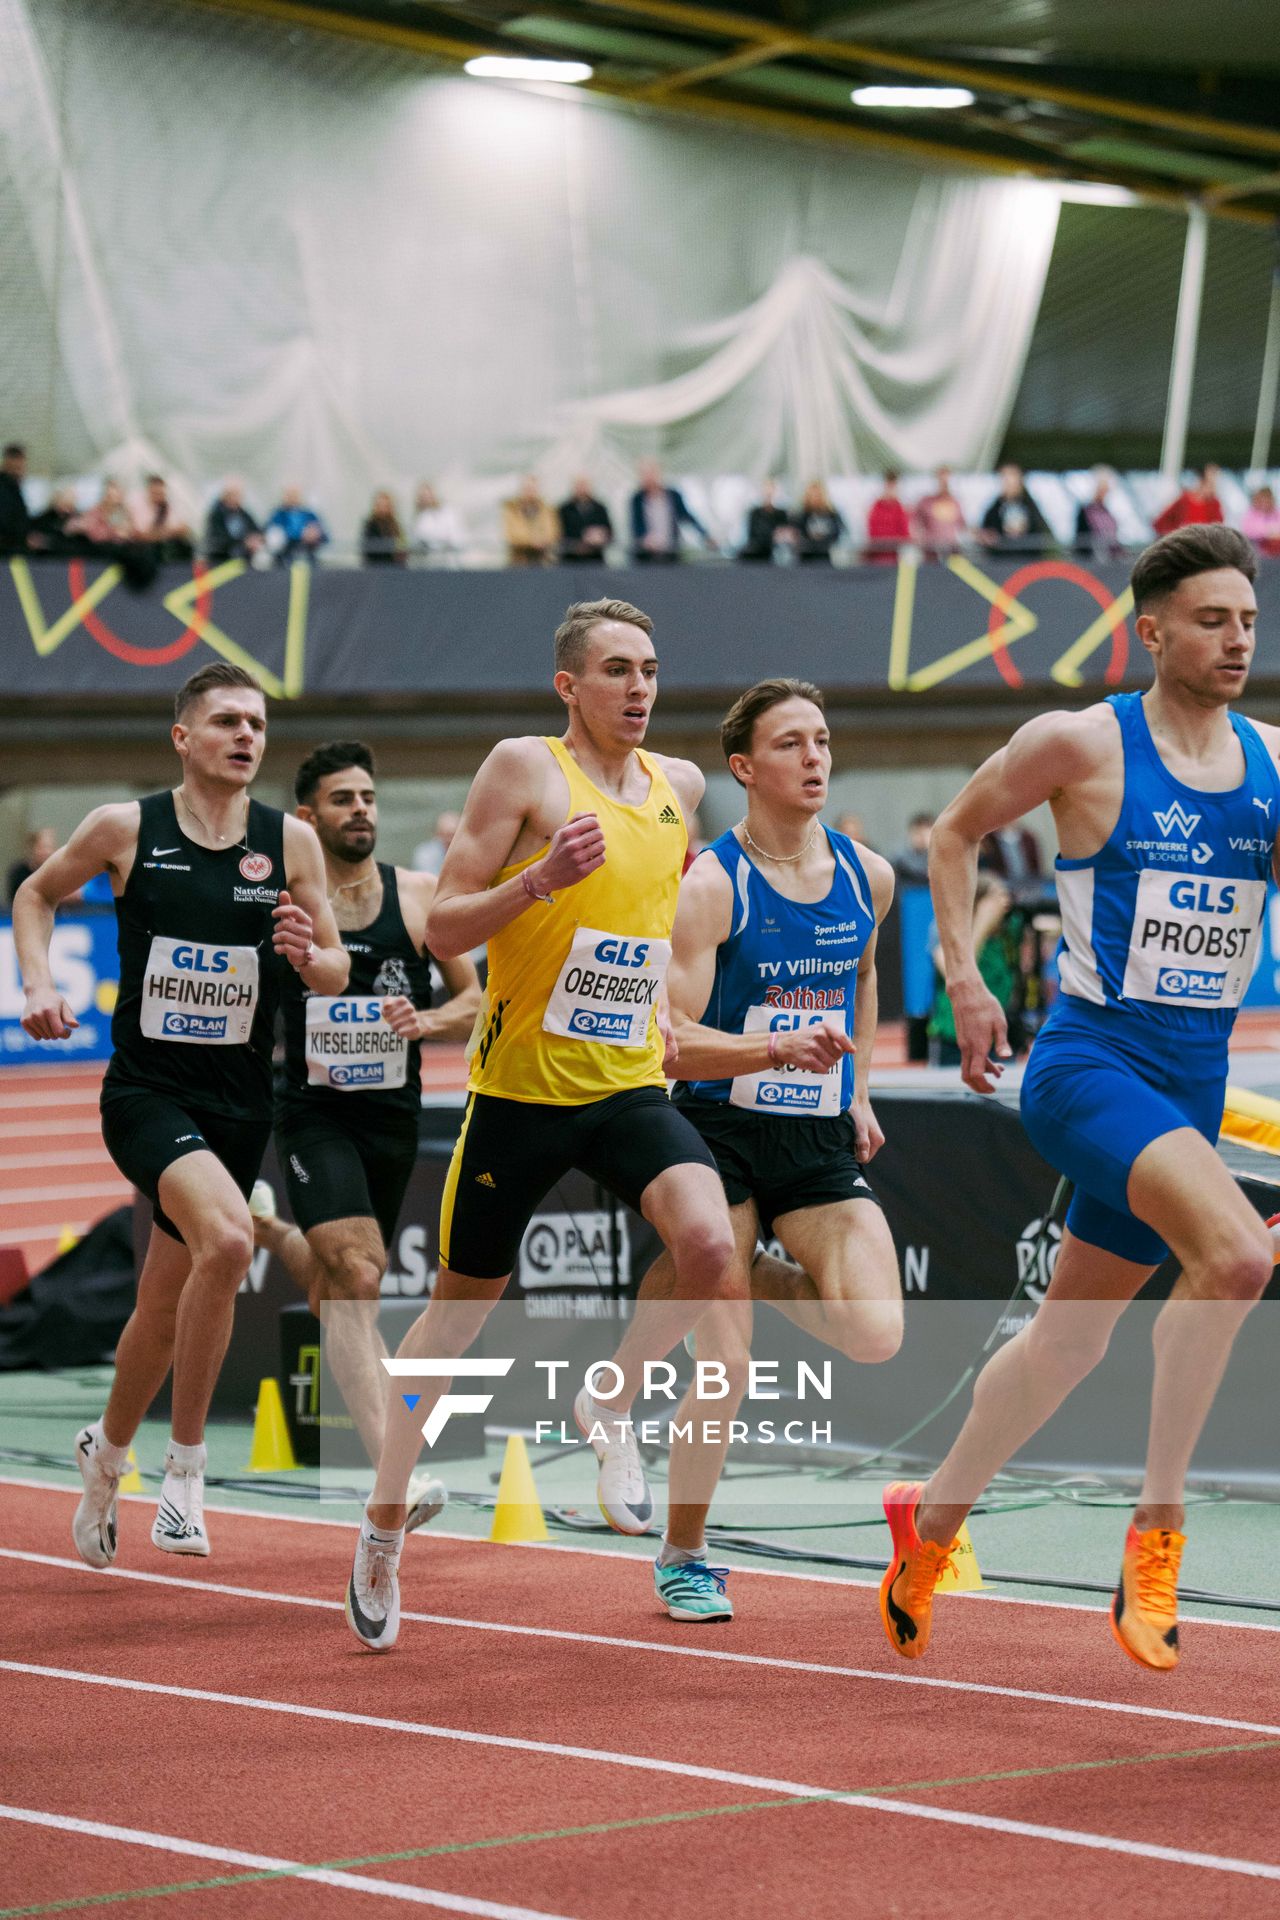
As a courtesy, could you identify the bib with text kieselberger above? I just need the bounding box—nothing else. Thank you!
[1054,691,1280,1037]
[680,825,877,1116]
[468,738,686,1105]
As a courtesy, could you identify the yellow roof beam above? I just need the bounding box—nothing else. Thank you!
[637,36,805,98]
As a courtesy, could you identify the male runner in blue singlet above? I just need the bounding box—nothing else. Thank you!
[647,678,901,1619]
[880,526,1279,1671]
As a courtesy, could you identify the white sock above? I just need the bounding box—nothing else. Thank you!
[362,1510,404,1548]
[92,1422,131,1477]
[165,1439,207,1474]
[658,1538,707,1569]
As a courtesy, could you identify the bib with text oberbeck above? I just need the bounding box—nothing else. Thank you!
[542,928,671,1048]
[304,995,409,1089]
[139,936,259,1045]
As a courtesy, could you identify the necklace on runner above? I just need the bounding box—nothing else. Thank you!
[329,870,378,899]
[177,788,249,851]
[741,819,819,864]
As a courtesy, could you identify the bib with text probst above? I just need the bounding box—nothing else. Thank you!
[304,995,408,1089]
[139,936,259,1045]
[730,1000,844,1116]
[542,927,671,1049]
[1120,872,1266,1009]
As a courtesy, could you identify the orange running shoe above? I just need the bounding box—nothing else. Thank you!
[1110,1524,1185,1671]
[879,1480,958,1661]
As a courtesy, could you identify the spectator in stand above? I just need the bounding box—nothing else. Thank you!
[1242,484,1280,558]
[629,459,711,562]
[980,815,1046,907]
[264,484,328,565]
[362,489,405,566]
[739,480,789,562]
[557,477,613,563]
[69,478,135,548]
[912,466,966,557]
[7,827,57,906]
[413,483,466,560]
[928,876,1018,1067]
[502,475,558,567]
[411,810,461,876]
[980,463,1052,555]
[864,470,911,564]
[132,474,193,562]
[893,810,935,888]
[28,486,78,556]
[1154,461,1224,535]
[791,481,844,564]
[205,480,264,562]
[0,443,30,556]
[1074,466,1123,560]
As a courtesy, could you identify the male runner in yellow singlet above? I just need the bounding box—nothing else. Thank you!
[345,598,740,1649]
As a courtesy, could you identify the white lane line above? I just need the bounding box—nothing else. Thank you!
[0,1150,118,1171]
[0,1180,126,1204]
[4,1547,1279,1740]
[0,1088,103,1109]
[5,1664,1280,1884]
[2,1474,1277,1632]
[0,1804,576,1918]
[0,1121,104,1139]
[0,1227,81,1249]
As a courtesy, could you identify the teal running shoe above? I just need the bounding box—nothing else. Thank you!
[654,1557,734,1622]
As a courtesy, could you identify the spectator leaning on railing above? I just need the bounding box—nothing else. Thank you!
[0,443,30,556]
[912,466,966,557]
[28,487,78,556]
[1074,466,1123,561]
[68,479,136,549]
[980,463,1052,556]
[205,480,264,562]
[739,480,789,562]
[132,474,193,562]
[1153,461,1224,535]
[502,475,558,567]
[413,483,466,559]
[790,481,844,563]
[264,484,329,565]
[629,458,712,562]
[362,489,406,566]
[864,470,911,564]
[557,477,613,563]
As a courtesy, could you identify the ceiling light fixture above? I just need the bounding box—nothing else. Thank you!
[464,56,593,84]
[851,85,975,110]
[1056,182,1141,207]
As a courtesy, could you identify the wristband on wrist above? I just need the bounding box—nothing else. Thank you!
[297,940,316,971]
[520,867,555,905]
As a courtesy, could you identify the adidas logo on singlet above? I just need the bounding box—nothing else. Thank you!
[475,1171,496,1189]
[658,804,681,825]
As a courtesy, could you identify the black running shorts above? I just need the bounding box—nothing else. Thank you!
[440,1086,717,1281]
[672,1093,880,1240]
[100,1086,272,1244]
[274,1100,419,1250]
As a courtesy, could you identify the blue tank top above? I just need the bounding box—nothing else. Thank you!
[1054,692,1280,1042]
[680,824,877,1114]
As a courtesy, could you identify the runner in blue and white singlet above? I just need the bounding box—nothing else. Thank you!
[878,527,1280,1676]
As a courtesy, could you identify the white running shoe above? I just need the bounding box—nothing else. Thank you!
[248,1179,277,1224]
[72,1425,121,1569]
[573,1386,654,1536]
[405,1470,448,1535]
[151,1445,210,1556]
[345,1522,403,1651]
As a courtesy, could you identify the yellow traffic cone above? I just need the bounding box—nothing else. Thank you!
[118,1447,143,1493]
[490,1434,548,1543]
[246,1377,299,1471]
[936,1520,984,1592]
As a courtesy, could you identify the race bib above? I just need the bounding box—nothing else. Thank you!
[1121,871,1266,1009]
[140,936,259,1045]
[729,1003,845,1117]
[305,996,408,1090]
[542,927,671,1049]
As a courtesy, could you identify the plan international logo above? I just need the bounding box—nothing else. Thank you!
[1152,802,1201,840]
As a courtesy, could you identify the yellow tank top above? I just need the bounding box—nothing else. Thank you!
[469,738,687,1105]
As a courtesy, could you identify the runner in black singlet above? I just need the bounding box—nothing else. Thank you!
[253,741,480,1492]
[15,662,347,1568]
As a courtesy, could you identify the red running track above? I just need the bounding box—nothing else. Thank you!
[2,1481,1280,1919]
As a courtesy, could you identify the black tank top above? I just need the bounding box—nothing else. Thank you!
[104,791,286,1120]
[277,862,434,1123]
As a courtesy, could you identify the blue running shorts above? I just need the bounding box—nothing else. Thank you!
[1019,1006,1226,1267]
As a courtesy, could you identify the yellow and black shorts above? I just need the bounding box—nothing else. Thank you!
[439,1086,716,1280]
